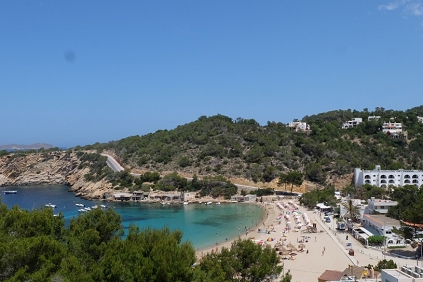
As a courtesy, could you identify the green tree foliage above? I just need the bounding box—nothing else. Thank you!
[76,107,423,188]
[388,185,423,225]
[367,235,385,246]
[0,201,288,281]
[194,239,287,282]
[299,186,337,208]
[155,172,188,191]
[374,259,397,272]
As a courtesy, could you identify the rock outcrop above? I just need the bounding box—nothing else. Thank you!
[0,151,113,199]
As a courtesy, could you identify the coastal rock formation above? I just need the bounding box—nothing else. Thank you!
[0,151,113,199]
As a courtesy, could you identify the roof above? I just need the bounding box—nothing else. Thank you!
[341,266,366,279]
[401,220,423,229]
[363,214,401,227]
[318,270,343,281]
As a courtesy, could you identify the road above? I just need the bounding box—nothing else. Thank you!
[101,154,124,172]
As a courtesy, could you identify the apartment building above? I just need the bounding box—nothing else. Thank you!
[354,165,423,188]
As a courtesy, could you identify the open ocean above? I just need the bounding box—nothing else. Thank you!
[0,185,264,249]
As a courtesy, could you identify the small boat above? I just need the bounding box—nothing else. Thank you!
[216,202,221,205]
[45,203,57,208]
[206,202,212,205]
[198,201,202,204]
[100,204,107,209]
[75,203,85,207]
[78,208,87,213]
[53,214,59,217]
[91,205,98,209]
[3,190,17,194]
[84,207,91,211]
[183,201,189,205]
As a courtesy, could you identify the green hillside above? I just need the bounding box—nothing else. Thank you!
[82,106,423,186]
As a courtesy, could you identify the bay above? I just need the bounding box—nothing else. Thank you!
[0,185,264,249]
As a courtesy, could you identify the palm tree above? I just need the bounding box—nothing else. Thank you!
[341,199,361,222]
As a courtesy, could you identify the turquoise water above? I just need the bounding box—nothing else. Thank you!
[0,185,264,249]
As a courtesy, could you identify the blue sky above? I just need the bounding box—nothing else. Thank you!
[1,1,423,148]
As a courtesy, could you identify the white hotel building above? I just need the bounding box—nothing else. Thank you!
[354,165,423,188]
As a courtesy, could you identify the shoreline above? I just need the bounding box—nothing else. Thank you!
[195,201,274,261]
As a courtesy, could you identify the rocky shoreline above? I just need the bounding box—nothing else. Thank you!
[0,151,113,200]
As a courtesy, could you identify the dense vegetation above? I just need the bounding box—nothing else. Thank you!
[0,202,290,281]
[79,106,423,187]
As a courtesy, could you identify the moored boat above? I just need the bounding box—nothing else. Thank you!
[3,190,17,194]
[75,203,84,207]
[45,203,57,208]
[183,201,189,205]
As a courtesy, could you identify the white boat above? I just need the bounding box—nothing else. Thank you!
[45,203,57,208]
[100,204,107,209]
[84,207,91,211]
[91,205,98,209]
[3,190,17,194]
[216,202,220,205]
[206,202,212,205]
[78,208,87,213]
[75,203,85,207]
[183,201,189,205]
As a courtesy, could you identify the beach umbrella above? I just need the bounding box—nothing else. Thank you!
[275,242,282,248]
[279,250,290,258]
[286,243,294,249]
[298,243,306,249]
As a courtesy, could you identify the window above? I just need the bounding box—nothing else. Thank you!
[404,175,410,178]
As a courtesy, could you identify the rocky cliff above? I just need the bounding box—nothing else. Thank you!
[0,151,113,199]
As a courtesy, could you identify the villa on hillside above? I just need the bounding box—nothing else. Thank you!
[354,165,423,188]
[342,118,362,129]
[367,115,381,121]
[288,121,311,132]
[418,116,423,123]
[382,122,407,139]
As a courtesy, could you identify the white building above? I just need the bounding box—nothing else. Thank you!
[366,197,398,214]
[418,116,423,124]
[382,266,423,281]
[288,121,311,132]
[354,165,423,188]
[342,118,363,129]
[368,116,381,121]
[361,214,405,247]
[382,122,403,134]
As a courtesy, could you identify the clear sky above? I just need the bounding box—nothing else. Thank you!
[1,1,423,148]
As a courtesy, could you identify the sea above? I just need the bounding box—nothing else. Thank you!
[0,185,264,249]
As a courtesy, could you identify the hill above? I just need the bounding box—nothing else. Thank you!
[80,105,423,190]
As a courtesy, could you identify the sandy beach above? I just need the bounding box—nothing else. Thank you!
[196,199,356,282]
